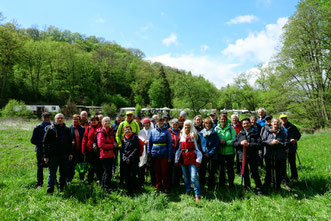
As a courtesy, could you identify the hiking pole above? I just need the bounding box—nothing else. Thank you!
[241,146,247,187]
[296,151,308,188]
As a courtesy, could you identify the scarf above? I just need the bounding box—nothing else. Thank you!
[201,128,212,137]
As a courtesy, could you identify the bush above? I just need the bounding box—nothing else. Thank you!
[135,104,142,116]
[102,103,117,118]
[61,100,78,118]
[1,99,34,119]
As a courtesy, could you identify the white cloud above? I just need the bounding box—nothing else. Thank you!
[256,0,272,7]
[226,15,258,25]
[136,24,153,39]
[200,45,209,52]
[162,33,178,47]
[146,53,240,88]
[95,17,105,24]
[222,17,288,63]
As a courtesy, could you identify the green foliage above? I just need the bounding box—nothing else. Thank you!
[102,103,117,118]
[61,100,78,118]
[0,99,34,118]
[135,104,142,116]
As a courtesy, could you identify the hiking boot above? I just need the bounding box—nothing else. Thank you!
[256,188,263,195]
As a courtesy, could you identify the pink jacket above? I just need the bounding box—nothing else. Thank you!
[97,127,116,159]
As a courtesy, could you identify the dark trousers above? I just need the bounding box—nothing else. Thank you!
[170,161,182,186]
[138,165,146,185]
[288,151,298,179]
[199,157,218,188]
[219,154,235,186]
[36,152,45,185]
[265,157,287,187]
[242,158,262,189]
[236,152,241,174]
[47,155,68,193]
[101,157,114,190]
[85,151,103,183]
[153,157,170,191]
[122,161,139,194]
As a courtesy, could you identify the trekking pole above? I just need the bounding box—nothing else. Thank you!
[271,152,275,188]
[296,151,308,188]
[241,146,247,187]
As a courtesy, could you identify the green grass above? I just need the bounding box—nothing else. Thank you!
[0,119,330,220]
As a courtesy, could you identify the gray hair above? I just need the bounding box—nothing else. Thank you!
[80,111,88,117]
[54,113,64,120]
[170,118,179,125]
[231,114,238,120]
[258,108,266,113]
[102,116,111,125]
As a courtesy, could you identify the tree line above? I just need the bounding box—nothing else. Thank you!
[0,0,330,128]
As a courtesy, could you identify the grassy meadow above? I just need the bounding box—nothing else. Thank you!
[0,118,330,220]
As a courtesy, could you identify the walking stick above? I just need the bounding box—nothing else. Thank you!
[296,151,308,188]
[241,146,247,186]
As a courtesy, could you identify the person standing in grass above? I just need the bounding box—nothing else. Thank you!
[116,111,140,184]
[31,112,51,188]
[43,113,73,194]
[82,115,102,184]
[280,114,301,181]
[138,118,152,185]
[215,115,236,187]
[148,115,172,193]
[122,125,140,195]
[233,118,263,194]
[261,118,290,190]
[80,111,89,129]
[169,118,181,186]
[97,117,118,192]
[175,120,202,202]
[199,117,219,189]
[68,114,85,182]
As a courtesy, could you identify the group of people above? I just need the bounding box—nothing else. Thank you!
[31,108,301,202]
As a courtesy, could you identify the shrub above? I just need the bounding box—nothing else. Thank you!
[1,99,34,119]
[102,103,117,118]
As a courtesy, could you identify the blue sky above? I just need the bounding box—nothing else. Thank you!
[0,0,298,88]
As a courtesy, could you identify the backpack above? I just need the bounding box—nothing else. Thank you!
[92,128,112,152]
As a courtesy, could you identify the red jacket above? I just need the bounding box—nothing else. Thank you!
[180,134,196,165]
[82,125,101,154]
[232,123,243,135]
[97,127,116,159]
[169,128,181,154]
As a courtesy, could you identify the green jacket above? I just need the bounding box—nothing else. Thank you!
[215,124,236,155]
[116,120,140,147]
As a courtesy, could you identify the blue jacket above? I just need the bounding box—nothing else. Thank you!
[257,117,266,127]
[199,129,219,160]
[31,121,51,153]
[148,124,172,159]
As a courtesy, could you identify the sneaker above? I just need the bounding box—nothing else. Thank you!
[154,189,160,193]
[195,196,201,202]
[256,188,263,195]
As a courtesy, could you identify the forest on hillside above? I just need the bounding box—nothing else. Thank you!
[0,0,330,128]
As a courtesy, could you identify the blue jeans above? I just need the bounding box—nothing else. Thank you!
[47,155,68,193]
[181,164,201,197]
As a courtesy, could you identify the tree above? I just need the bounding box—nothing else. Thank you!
[0,23,24,100]
[173,72,219,115]
[276,0,331,128]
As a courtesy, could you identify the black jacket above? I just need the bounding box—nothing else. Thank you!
[43,123,72,158]
[261,128,288,160]
[233,127,261,162]
[31,122,50,153]
[122,134,140,163]
[282,122,301,153]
